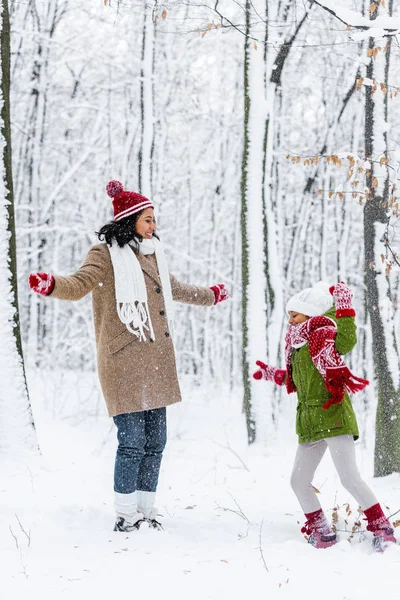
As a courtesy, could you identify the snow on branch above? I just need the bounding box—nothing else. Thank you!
[313,0,400,35]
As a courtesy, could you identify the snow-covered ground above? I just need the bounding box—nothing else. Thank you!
[2,370,400,600]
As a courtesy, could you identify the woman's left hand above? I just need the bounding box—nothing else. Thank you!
[210,283,230,305]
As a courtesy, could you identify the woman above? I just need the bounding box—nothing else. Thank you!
[29,180,230,532]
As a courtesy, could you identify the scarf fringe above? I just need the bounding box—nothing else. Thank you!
[323,366,369,410]
[117,301,155,342]
[345,374,369,394]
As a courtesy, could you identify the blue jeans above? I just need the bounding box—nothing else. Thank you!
[113,408,167,494]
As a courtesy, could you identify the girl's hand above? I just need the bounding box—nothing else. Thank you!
[29,272,55,296]
[253,361,286,385]
[329,281,355,317]
[210,283,230,305]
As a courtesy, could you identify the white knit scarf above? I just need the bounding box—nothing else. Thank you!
[108,237,174,342]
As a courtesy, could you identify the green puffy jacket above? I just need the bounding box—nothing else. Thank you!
[291,306,359,444]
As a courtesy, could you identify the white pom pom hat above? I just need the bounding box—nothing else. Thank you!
[286,281,333,317]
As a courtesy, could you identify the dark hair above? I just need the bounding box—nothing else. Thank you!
[96,211,158,250]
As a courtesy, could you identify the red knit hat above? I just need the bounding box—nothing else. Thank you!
[106,180,154,222]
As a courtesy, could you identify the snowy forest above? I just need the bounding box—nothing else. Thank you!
[2,0,400,598]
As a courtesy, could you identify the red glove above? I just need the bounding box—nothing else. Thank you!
[329,281,355,318]
[29,272,55,296]
[252,360,286,386]
[210,283,230,305]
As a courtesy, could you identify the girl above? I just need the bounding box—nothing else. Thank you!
[29,180,230,532]
[253,281,396,551]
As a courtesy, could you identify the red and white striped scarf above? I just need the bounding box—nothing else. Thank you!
[284,316,368,410]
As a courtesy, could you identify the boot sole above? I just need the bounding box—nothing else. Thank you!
[308,533,337,549]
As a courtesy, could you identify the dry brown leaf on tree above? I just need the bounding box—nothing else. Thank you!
[369,2,378,15]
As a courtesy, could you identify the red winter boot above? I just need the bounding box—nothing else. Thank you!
[301,509,337,549]
[364,503,397,552]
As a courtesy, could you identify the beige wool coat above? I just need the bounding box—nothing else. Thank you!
[50,243,215,416]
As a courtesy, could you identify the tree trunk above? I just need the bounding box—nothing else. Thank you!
[241,1,310,442]
[363,1,400,476]
[0,0,38,453]
[138,2,155,197]
[241,0,269,443]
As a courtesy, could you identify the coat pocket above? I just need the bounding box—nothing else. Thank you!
[108,328,138,355]
[306,403,344,435]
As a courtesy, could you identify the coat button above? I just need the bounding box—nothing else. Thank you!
[160,310,165,316]
[156,287,161,293]
[165,332,170,337]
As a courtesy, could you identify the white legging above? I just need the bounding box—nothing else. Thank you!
[290,434,378,514]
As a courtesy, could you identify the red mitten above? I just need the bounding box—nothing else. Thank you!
[210,283,230,305]
[253,360,286,386]
[29,272,55,296]
[329,281,355,318]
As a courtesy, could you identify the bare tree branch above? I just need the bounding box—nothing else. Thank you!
[215,493,250,523]
[15,514,31,547]
[312,0,399,33]
[271,7,310,86]
[258,519,269,572]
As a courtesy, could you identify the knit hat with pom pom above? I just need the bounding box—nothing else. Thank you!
[106,180,154,222]
[286,281,333,317]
